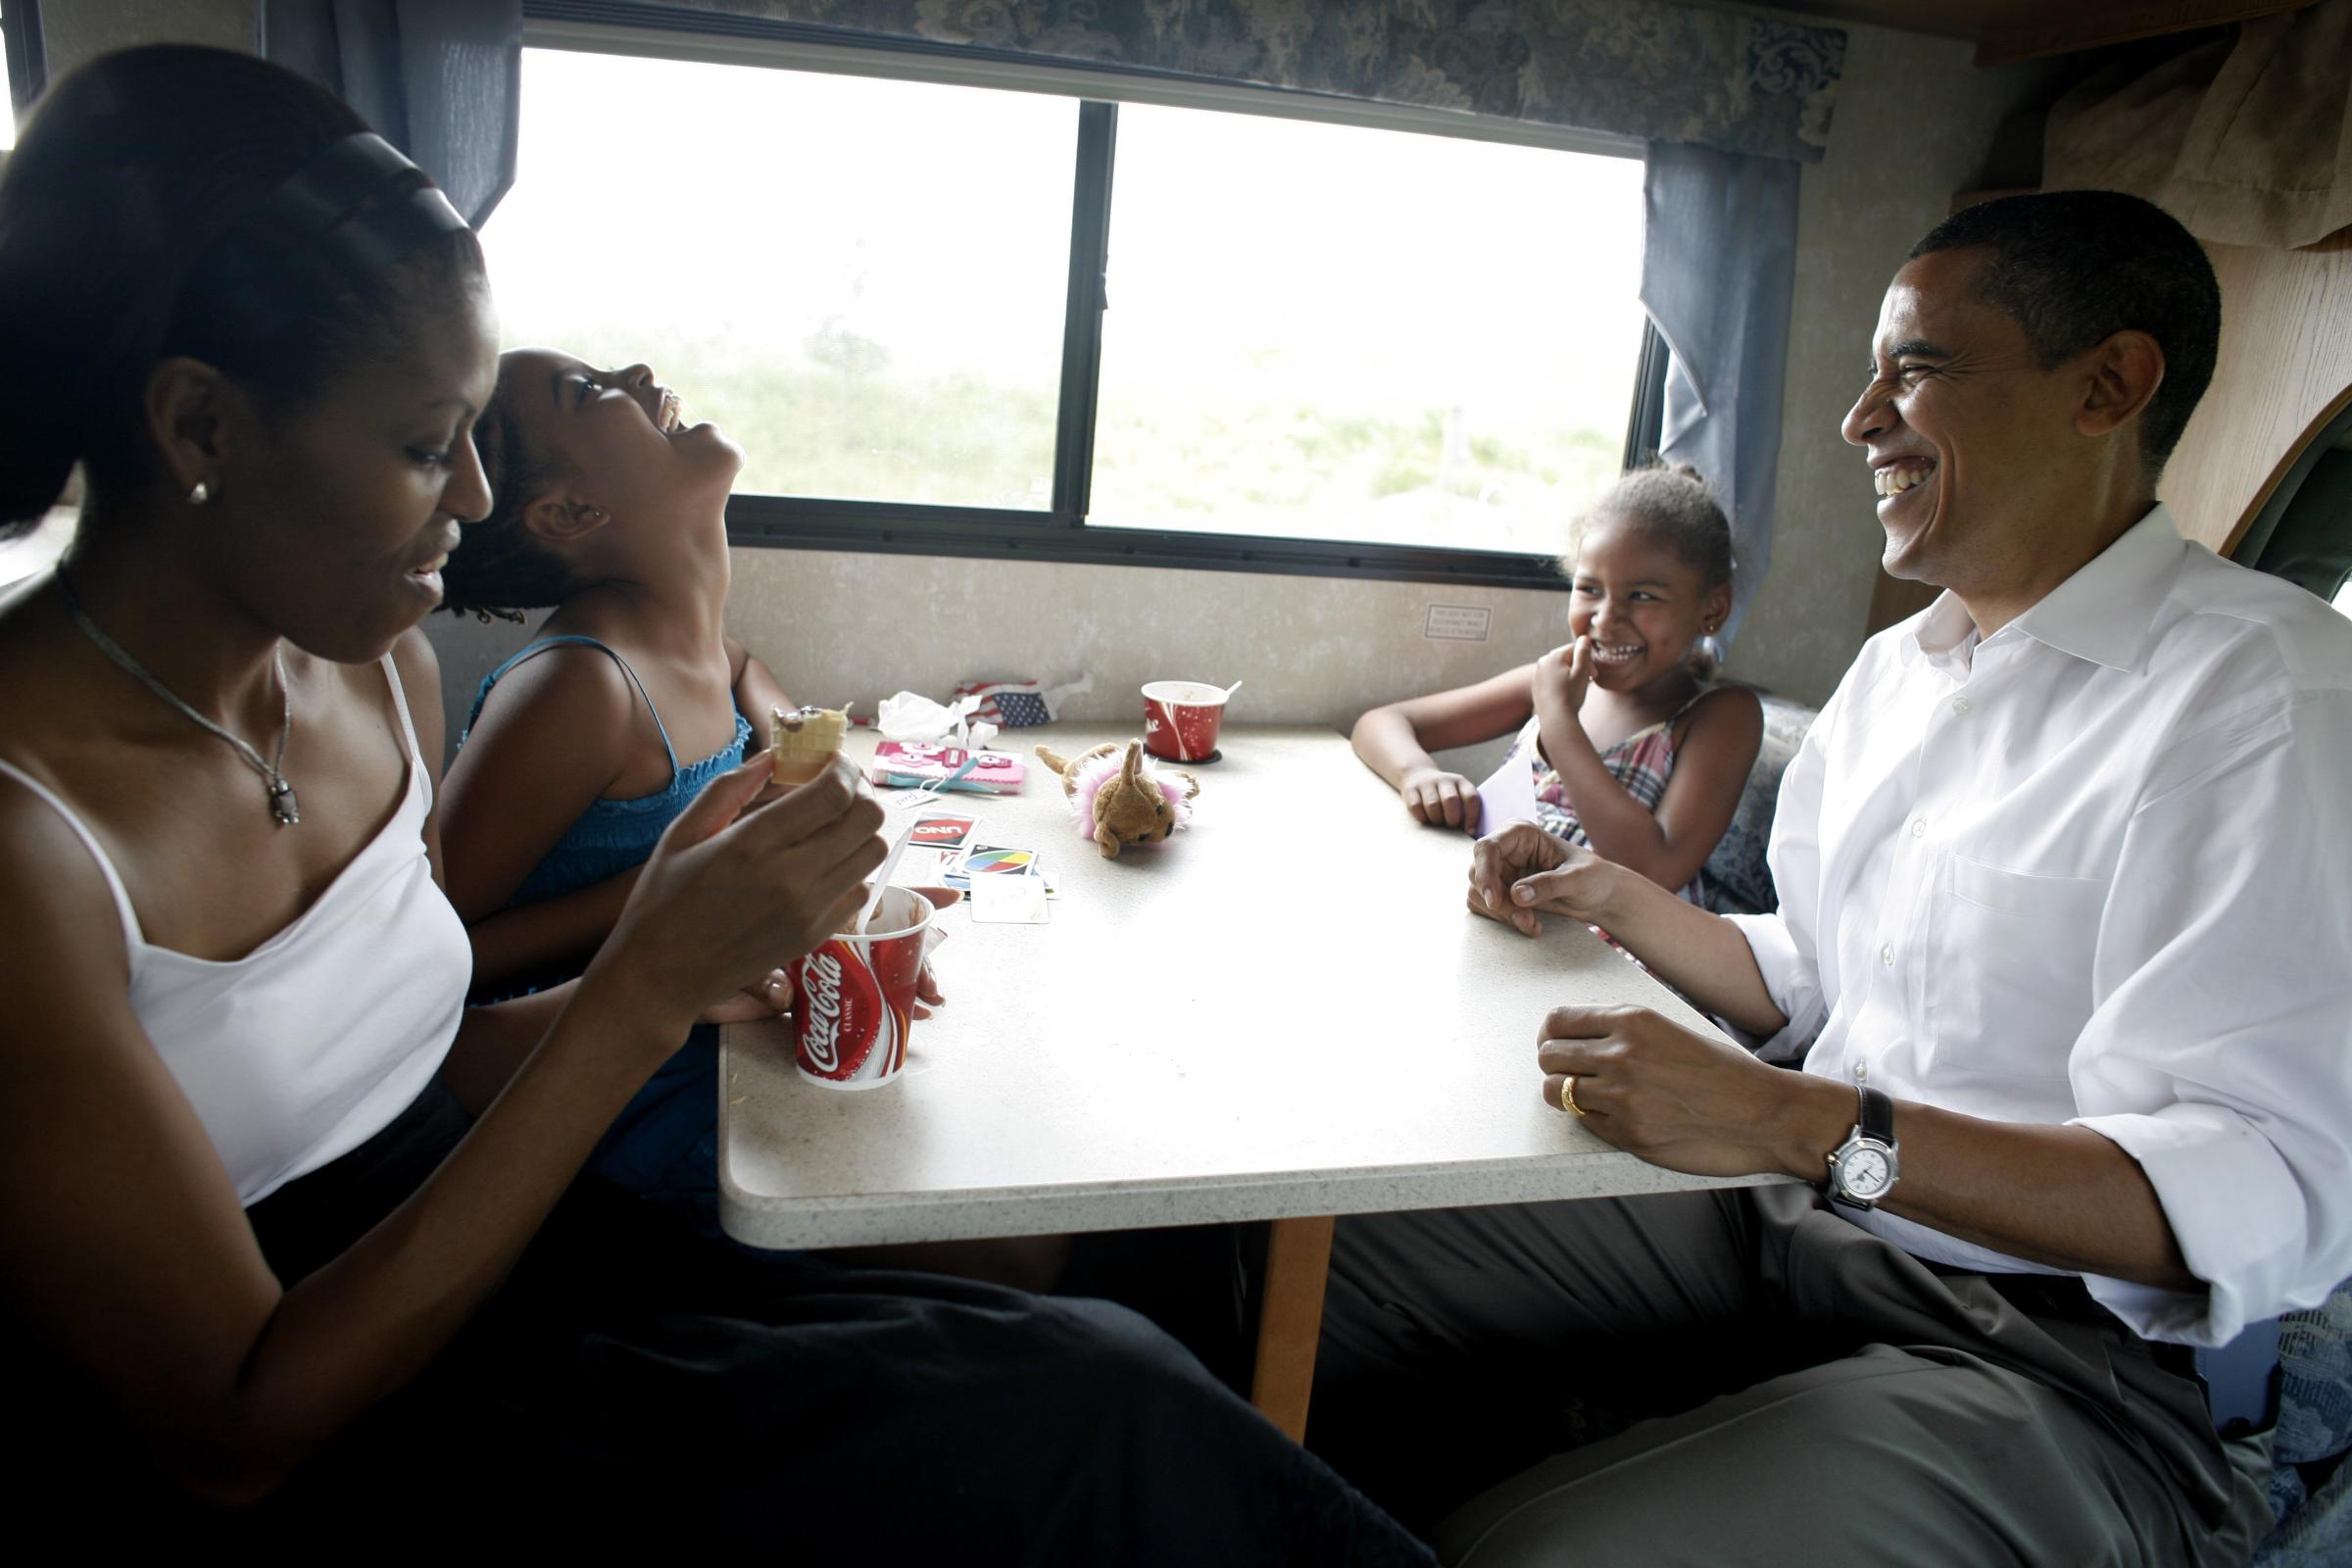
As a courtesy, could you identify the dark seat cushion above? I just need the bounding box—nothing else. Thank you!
[1699,691,1817,917]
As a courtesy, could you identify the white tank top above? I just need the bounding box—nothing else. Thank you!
[0,657,469,1204]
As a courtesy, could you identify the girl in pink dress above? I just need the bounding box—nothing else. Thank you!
[1352,466,1761,904]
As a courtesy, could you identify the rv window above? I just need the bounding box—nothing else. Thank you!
[1090,106,1644,556]
[483,43,1650,581]
[486,50,1072,513]
[1,5,16,151]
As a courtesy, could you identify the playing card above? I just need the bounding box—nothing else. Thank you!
[943,844,1038,886]
[910,813,980,852]
[969,875,1050,924]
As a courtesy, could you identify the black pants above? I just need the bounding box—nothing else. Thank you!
[34,1079,1431,1564]
[1311,1185,2272,1567]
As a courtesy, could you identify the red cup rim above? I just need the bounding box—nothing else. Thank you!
[1142,680,1230,709]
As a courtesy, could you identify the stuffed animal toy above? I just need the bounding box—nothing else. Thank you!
[1035,741,1199,858]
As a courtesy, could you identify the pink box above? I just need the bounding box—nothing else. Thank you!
[864,742,1027,795]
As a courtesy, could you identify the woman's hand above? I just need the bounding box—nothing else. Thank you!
[904,886,958,1018]
[1399,765,1484,832]
[1467,821,1625,935]
[701,967,794,1025]
[696,885,959,1023]
[596,754,887,1035]
[1531,637,1594,728]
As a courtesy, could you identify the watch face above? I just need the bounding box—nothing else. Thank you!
[1843,1145,1894,1200]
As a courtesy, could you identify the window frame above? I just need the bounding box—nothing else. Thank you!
[519,0,1665,590]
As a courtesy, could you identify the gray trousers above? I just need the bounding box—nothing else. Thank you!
[1310,1185,2274,1567]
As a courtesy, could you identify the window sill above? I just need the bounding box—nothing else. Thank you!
[724,495,1571,590]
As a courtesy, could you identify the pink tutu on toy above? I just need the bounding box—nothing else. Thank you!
[1068,747,1194,842]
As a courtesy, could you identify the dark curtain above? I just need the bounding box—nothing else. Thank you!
[1639,141,1800,645]
[263,0,521,227]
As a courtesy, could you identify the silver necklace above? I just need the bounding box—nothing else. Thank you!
[55,573,301,826]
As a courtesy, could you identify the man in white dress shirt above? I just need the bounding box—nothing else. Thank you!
[1310,192,2352,1564]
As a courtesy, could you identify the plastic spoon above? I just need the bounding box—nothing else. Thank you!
[1219,679,1244,702]
[854,818,920,935]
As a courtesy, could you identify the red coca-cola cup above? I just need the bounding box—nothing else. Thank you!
[791,885,940,1090]
[1143,680,1229,762]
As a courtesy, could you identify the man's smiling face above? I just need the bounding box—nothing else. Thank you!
[1841,247,2094,601]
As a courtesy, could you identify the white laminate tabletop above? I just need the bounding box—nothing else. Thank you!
[719,725,1779,1249]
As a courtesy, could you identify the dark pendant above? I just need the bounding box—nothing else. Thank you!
[269,778,301,826]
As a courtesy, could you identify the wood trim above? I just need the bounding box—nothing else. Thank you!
[1973,0,2318,67]
[2210,382,2352,560]
[2160,227,2352,555]
[1250,1214,1336,1442]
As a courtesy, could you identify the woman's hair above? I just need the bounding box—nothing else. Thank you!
[1563,463,1737,677]
[434,358,577,623]
[0,45,485,532]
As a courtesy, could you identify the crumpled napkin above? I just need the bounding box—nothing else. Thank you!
[877,690,1000,750]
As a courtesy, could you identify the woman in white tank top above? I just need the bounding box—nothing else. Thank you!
[0,45,1428,1564]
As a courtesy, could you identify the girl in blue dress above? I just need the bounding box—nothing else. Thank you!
[437,349,945,1226]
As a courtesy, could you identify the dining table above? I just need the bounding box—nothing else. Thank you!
[719,723,1783,1440]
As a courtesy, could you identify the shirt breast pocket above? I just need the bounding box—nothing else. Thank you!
[1924,852,2107,1081]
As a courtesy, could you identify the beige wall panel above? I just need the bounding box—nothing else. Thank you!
[1736,24,2062,705]
[428,554,1572,782]
[36,0,255,76]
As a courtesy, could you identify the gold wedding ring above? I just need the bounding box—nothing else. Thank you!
[1562,1074,1586,1117]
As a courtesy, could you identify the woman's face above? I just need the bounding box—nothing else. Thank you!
[500,348,742,532]
[1564,514,1727,693]
[216,273,500,662]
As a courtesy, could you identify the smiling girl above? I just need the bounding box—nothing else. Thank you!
[1351,465,1761,902]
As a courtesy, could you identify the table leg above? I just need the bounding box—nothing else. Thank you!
[1250,1214,1336,1443]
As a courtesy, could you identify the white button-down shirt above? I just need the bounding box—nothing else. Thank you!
[1727,507,2352,1346]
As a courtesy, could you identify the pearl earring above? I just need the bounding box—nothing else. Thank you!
[188,479,212,506]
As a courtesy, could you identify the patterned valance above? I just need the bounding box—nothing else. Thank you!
[650,1,1844,163]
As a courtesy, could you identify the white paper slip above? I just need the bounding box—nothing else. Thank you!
[969,874,1051,924]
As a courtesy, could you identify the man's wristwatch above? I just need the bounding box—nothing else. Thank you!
[1826,1084,1899,1210]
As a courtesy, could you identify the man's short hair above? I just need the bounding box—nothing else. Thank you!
[1908,191,2220,475]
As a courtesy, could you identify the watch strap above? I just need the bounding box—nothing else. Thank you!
[1858,1084,1895,1146]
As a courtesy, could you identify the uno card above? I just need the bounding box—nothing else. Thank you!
[942,843,1043,891]
[910,813,980,852]
[948,844,1039,883]
[969,874,1051,924]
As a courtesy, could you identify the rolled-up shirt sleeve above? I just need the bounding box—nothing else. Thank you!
[1725,696,1833,1063]
[2069,690,2352,1346]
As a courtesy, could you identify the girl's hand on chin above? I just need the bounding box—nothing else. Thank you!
[1533,637,1593,721]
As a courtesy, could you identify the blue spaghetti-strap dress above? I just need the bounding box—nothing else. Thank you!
[460,634,753,1227]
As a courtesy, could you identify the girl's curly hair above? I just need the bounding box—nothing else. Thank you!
[1563,464,1736,678]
